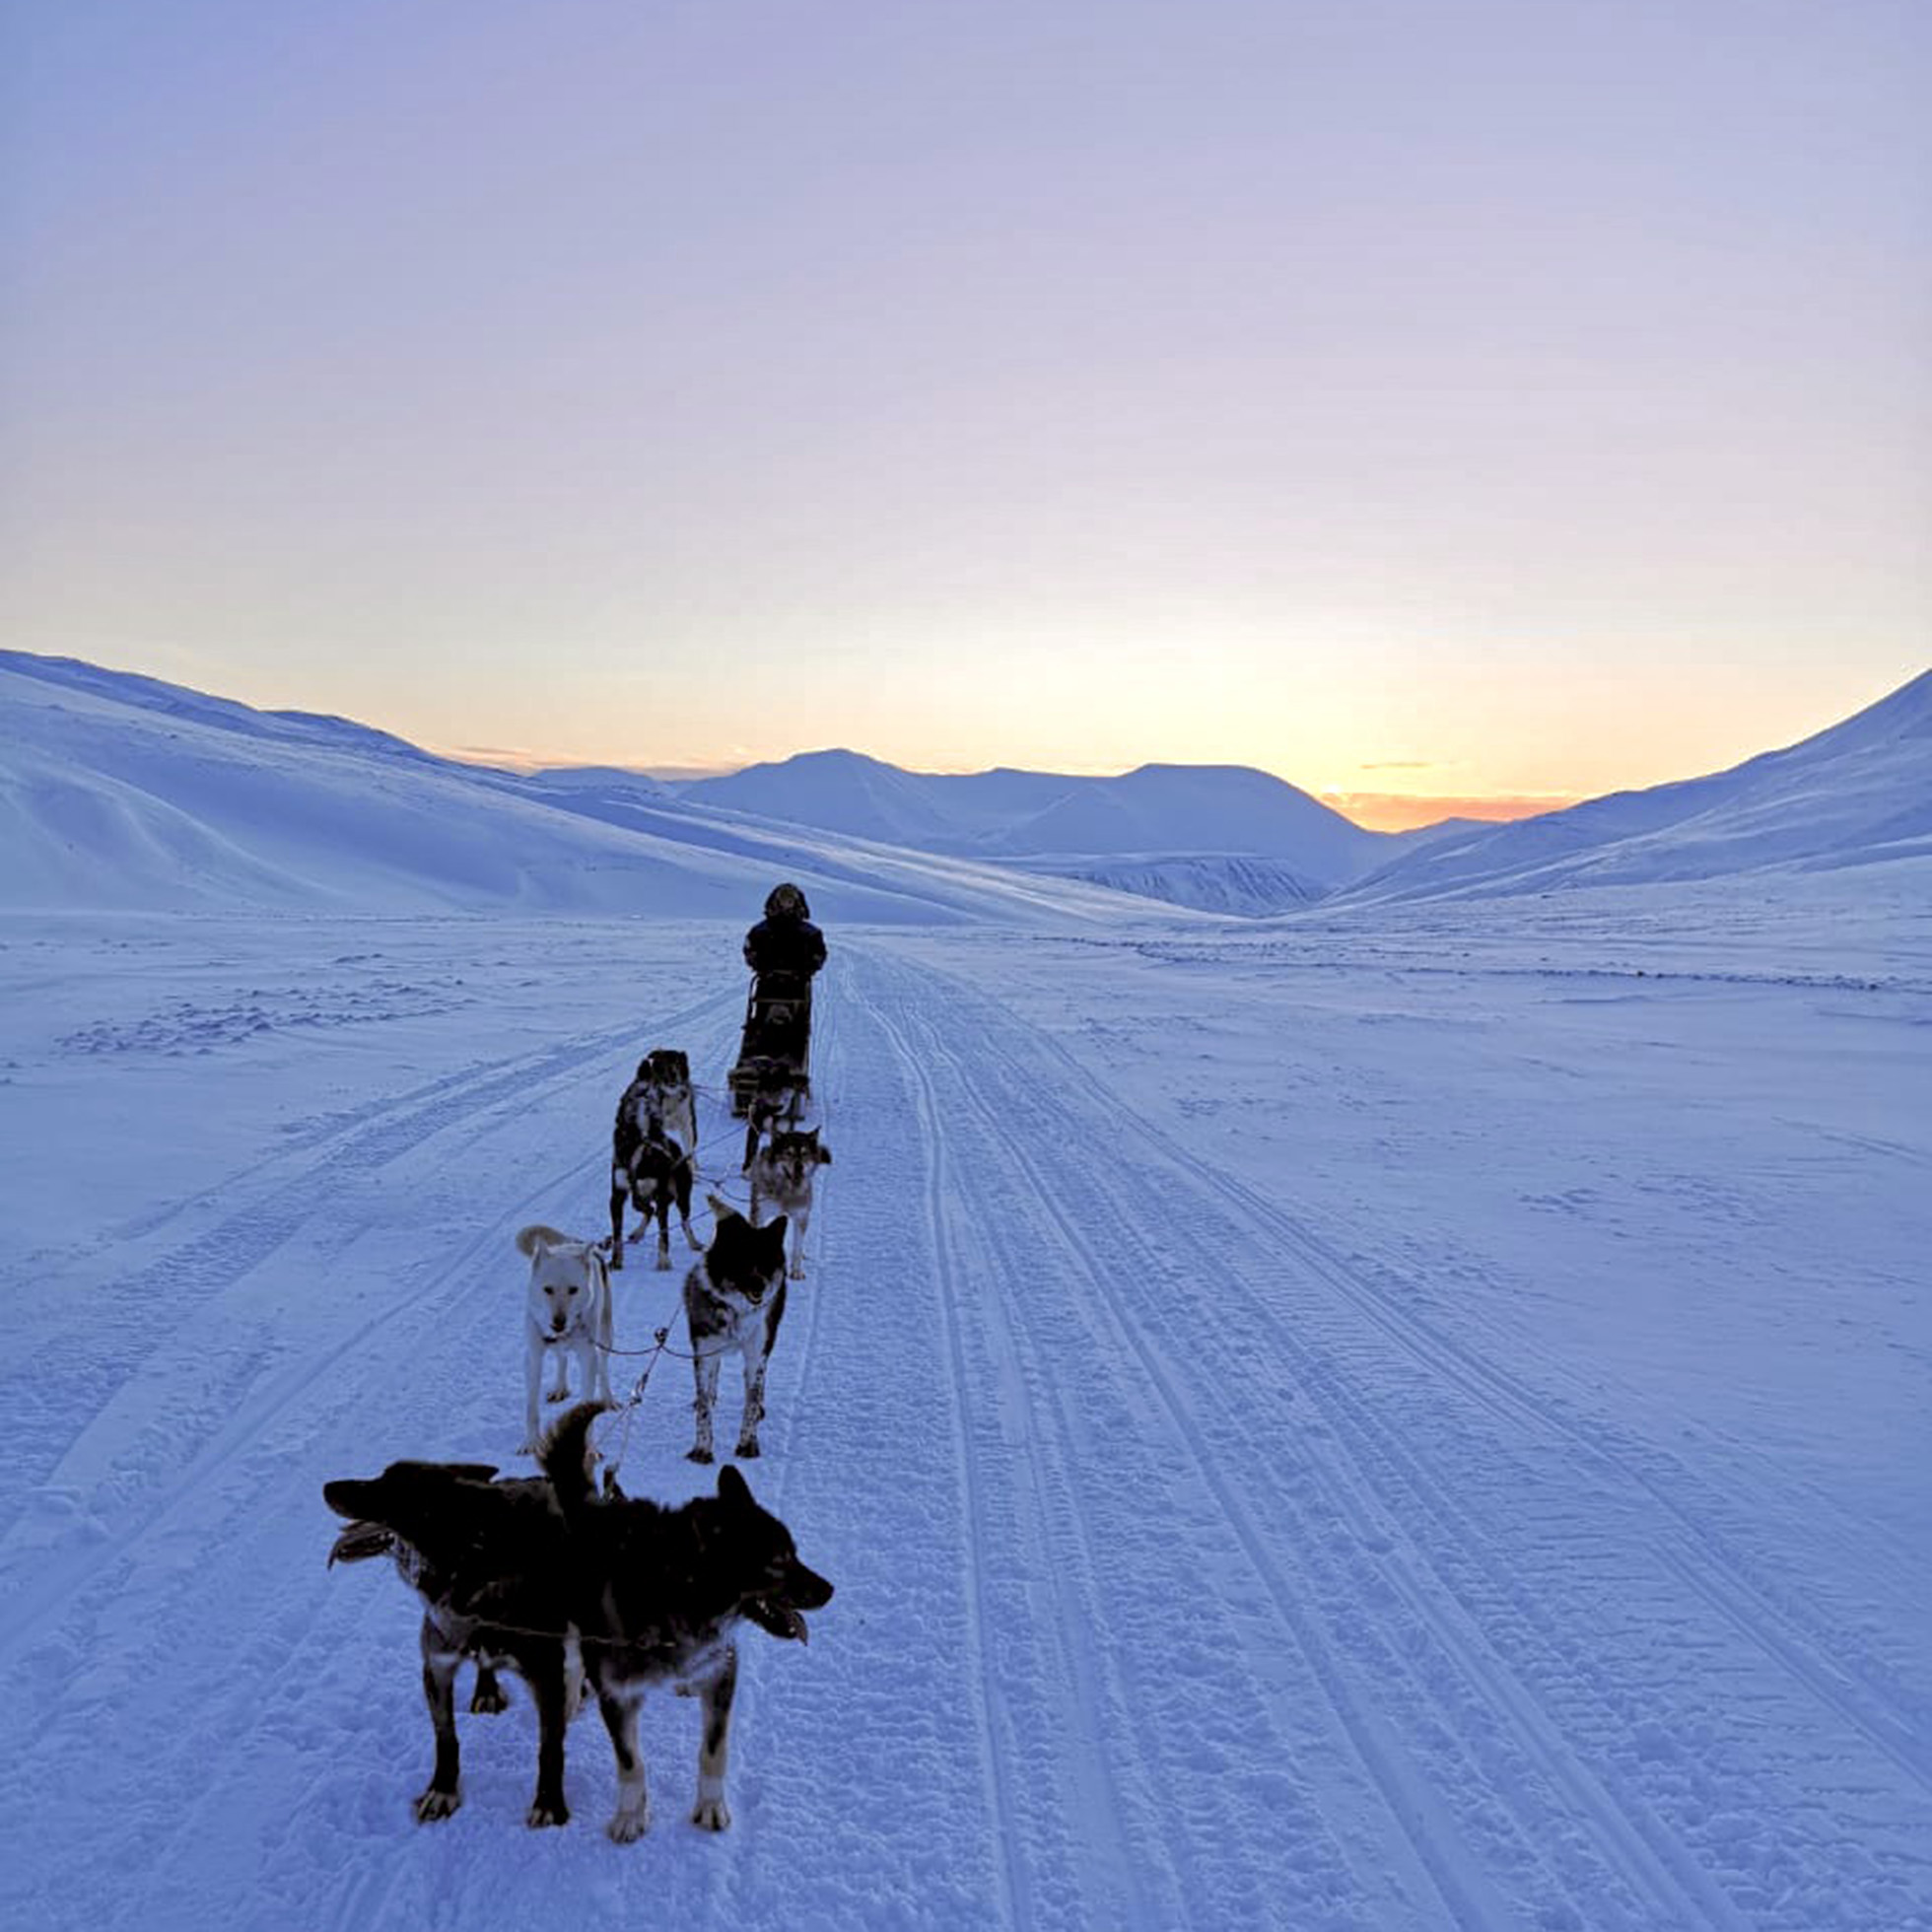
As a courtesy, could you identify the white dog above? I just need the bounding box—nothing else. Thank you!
[517,1224,613,1453]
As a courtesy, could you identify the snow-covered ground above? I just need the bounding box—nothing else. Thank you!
[1,882,1927,1931]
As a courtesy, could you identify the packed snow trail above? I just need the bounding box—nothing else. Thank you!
[0,921,1926,1930]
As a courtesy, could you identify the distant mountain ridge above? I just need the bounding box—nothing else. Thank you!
[4,650,1924,919]
[678,747,1393,891]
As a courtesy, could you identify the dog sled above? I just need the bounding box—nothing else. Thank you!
[727,969,812,1119]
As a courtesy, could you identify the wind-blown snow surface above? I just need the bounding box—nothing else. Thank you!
[1,887,1927,1931]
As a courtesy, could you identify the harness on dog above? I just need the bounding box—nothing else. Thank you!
[581,1267,716,1497]
[592,1319,672,1498]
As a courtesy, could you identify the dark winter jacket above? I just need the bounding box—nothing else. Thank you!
[743,914,827,982]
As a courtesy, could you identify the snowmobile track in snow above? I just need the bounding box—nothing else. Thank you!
[855,943,1928,1931]
[0,984,743,1657]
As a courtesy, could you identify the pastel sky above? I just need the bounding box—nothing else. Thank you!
[3,0,1927,826]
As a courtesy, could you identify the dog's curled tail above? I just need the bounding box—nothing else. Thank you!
[539,1400,606,1513]
[516,1223,572,1258]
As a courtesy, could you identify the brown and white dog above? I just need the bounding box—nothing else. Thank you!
[615,1048,697,1154]
[744,1127,831,1279]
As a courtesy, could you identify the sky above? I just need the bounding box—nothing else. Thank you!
[3,0,1927,828]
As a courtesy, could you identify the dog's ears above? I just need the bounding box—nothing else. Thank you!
[718,1464,754,1509]
[816,1142,832,1165]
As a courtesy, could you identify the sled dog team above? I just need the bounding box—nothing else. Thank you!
[325,898,835,1843]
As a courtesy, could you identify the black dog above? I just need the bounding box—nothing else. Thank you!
[610,1120,697,1272]
[740,1061,808,1174]
[541,1403,833,1839]
[323,1456,586,1828]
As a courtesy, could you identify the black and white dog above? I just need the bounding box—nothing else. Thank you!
[684,1197,790,1463]
[615,1049,698,1155]
[744,1127,831,1279]
[609,1052,700,1271]
[610,1123,697,1273]
[740,1062,808,1174]
[518,1224,612,1454]
[540,1403,832,1839]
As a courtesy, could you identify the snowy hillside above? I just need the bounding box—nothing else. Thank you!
[1340,668,1932,905]
[1010,850,1326,915]
[0,655,1161,928]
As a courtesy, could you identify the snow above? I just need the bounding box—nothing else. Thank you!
[1,656,1929,1929]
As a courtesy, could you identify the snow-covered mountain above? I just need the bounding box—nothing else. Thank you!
[0,654,1152,926]
[1336,668,1932,906]
[679,747,1393,900]
[675,749,986,850]
[1008,852,1326,916]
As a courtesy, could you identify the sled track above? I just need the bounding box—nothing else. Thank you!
[854,945,1929,1931]
[0,985,744,1657]
[1009,976,1932,1804]
[863,978,1188,1929]
[862,990,1031,1927]
[860,956,1631,1930]
[1,990,791,1932]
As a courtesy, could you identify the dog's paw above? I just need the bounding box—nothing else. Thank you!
[686,1227,705,1250]
[414,1785,461,1824]
[788,1260,805,1278]
[655,1253,671,1273]
[470,1682,509,1716]
[607,1802,651,1844]
[608,1248,625,1272]
[686,1445,714,1465]
[526,1795,570,1829]
[691,1796,732,1831]
[546,1386,571,1404]
[734,1437,761,1460]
